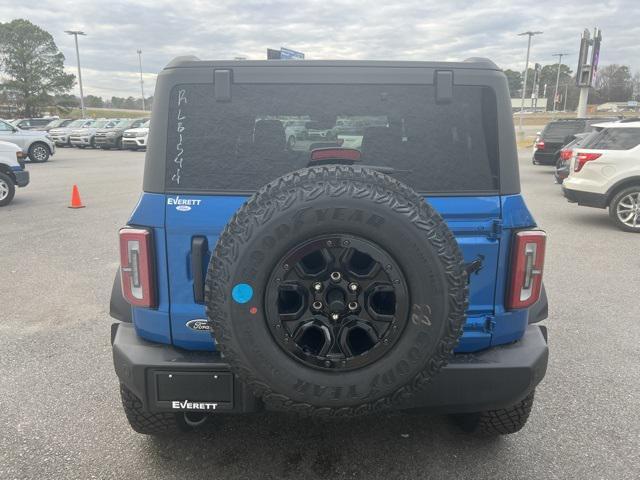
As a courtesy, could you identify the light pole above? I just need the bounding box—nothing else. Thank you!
[518,31,543,135]
[65,30,86,117]
[137,49,145,111]
[552,53,569,112]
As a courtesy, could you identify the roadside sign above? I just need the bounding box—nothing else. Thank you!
[280,47,305,60]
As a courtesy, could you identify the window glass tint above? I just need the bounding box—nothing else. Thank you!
[570,131,598,148]
[165,84,499,193]
[543,121,585,139]
[583,128,640,150]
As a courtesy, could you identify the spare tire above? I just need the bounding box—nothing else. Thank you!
[206,166,468,417]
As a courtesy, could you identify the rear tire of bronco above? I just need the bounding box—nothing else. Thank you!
[119,384,209,435]
[451,391,535,436]
[206,166,468,417]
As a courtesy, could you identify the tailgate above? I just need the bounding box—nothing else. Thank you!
[164,194,502,353]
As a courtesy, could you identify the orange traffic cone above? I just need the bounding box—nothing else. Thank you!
[68,184,85,209]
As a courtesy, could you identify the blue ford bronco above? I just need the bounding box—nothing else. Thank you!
[110,57,549,436]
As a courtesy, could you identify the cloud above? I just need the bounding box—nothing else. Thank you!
[1,0,638,98]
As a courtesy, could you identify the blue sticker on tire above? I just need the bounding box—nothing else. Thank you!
[232,283,253,304]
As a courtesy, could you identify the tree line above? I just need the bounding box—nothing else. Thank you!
[505,63,640,111]
[56,93,154,111]
[0,19,150,117]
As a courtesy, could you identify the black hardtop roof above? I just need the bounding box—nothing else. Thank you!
[143,55,521,195]
[164,56,500,71]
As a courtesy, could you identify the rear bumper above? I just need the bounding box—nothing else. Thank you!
[14,170,30,187]
[112,323,548,415]
[563,187,608,208]
[533,151,558,165]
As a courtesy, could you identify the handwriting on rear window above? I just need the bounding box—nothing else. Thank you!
[171,89,188,184]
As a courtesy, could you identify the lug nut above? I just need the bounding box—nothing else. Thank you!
[312,301,323,310]
[313,282,323,292]
[330,271,341,282]
[331,313,340,321]
[348,301,358,311]
[348,282,358,292]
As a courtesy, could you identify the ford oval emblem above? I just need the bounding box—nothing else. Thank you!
[186,319,210,331]
[176,205,191,212]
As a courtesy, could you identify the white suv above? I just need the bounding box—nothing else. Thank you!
[0,140,29,206]
[121,119,150,150]
[563,121,640,232]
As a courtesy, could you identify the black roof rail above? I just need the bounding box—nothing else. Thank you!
[463,57,499,69]
[165,55,201,68]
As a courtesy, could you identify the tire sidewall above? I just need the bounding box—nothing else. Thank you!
[0,172,16,206]
[207,168,467,411]
[609,186,640,233]
[29,142,49,163]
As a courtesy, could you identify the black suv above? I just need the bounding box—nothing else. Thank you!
[533,118,616,165]
[110,57,548,437]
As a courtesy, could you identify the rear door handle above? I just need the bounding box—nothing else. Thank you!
[191,236,209,304]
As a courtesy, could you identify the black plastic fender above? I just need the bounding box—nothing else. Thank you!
[110,270,132,323]
[528,282,548,324]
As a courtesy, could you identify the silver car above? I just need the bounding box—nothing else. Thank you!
[69,119,119,148]
[49,119,95,147]
[0,119,56,163]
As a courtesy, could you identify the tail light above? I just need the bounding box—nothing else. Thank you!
[119,227,156,308]
[574,152,601,172]
[310,148,362,162]
[507,230,546,310]
[559,149,572,161]
[535,140,545,150]
[16,151,26,168]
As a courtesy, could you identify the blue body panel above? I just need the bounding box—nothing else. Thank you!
[127,192,537,353]
[128,194,172,344]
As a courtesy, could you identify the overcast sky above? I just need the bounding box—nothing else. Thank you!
[1,0,638,99]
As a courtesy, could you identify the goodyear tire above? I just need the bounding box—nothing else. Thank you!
[206,166,468,417]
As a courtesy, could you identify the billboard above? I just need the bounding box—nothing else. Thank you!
[590,29,602,87]
[268,47,305,60]
[280,47,305,60]
[267,48,281,60]
[576,28,602,87]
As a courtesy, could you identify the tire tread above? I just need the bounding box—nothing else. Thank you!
[119,384,181,435]
[205,166,468,418]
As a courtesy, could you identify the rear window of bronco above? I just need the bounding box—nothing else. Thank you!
[165,83,499,194]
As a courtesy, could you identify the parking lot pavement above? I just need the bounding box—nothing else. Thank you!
[1,148,638,480]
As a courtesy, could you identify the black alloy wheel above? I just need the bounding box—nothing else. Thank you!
[265,234,408,371]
